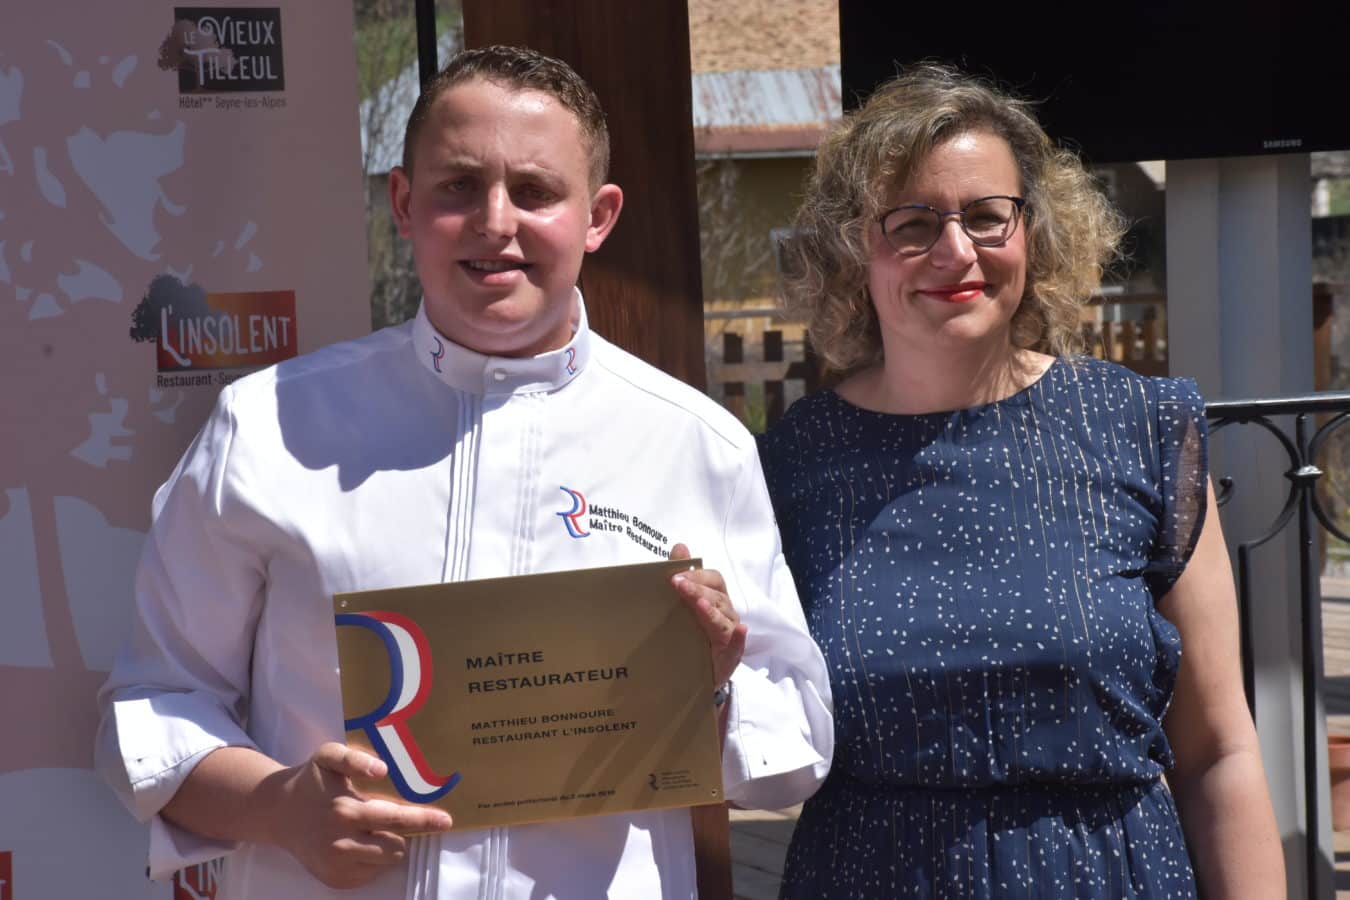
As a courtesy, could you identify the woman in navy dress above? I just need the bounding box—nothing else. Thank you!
[758,66,1283,898]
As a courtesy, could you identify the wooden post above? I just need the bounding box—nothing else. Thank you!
[1102,320,1118,363]
[460,5,730,898]
[1314,282,1334,393]
[764,330,785,427]
[1120,320,1138,363]
[1081,322,1100,360]
[723,332,746,423]
[461,0,707,390]
[792,335,828,395]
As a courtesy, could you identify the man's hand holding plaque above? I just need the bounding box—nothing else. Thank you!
[269,743,453,888]
[669,543,746,709]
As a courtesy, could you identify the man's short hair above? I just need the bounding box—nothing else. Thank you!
[401,45,611,189]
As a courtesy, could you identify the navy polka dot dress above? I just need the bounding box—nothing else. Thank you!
[758,356,1207,899]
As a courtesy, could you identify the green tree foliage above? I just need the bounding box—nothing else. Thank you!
[355,1,462,331]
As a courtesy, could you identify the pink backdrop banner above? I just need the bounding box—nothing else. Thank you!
[0,2,371,896]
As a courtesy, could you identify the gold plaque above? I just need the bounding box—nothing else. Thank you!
[332,558,724,830]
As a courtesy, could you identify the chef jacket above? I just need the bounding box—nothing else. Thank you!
[96,293,833,899]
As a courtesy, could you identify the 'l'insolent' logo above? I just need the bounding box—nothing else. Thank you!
[335,611,460,802]
[556,486,590,538]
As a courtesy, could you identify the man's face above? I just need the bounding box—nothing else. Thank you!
[390,79,621,357]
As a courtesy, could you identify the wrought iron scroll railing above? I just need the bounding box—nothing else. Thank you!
[1205,391,1350,899]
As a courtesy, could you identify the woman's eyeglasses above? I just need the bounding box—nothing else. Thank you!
[877,195,1027,256]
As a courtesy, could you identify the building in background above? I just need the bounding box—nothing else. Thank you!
[688,0,841,428]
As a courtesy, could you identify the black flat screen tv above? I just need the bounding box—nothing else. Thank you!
[840,1,1350,163]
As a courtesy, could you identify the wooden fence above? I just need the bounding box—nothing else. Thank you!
[1081,293,1169,377]
[705,295,1170,430]
[710,330,821,428]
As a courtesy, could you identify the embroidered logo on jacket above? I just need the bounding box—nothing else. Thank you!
[556,486,590,538]
[335,611,461,802]
[556,488,671,558]
[430,336,445,373]
[564,347,578,376]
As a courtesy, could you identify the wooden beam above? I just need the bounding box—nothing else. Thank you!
[461,0,708,390]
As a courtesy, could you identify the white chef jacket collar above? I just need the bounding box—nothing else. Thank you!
[411,289,591,395]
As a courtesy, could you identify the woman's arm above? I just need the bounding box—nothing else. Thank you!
[1160,481,1285,898]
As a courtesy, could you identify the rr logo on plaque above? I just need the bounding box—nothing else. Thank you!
[332,559,724,829]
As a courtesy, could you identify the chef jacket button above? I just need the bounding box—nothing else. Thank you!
[492,369,507,382]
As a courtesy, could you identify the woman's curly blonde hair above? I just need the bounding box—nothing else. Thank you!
[782,64,1126,371]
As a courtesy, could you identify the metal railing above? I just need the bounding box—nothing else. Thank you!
[1206,391,1350,899]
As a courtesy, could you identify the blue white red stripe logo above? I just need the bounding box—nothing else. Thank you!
[335,610,460,802]
[430,337,445,373]
[565,346,578,376]
[556,486,590,538]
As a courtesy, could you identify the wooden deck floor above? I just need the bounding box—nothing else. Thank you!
[730,806,798,900]
[730,579,1350,898]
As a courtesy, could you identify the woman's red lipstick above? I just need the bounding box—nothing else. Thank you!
[918,281,987,303]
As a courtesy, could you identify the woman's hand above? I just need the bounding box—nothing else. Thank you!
[669,543,747,686]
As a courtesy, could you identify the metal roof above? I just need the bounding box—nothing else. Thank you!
[691,65,841,157]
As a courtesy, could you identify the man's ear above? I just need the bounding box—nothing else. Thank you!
[389,166,414,238]
[584,183,623,253]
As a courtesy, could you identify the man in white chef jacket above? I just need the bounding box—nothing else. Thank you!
[95,45,833,900]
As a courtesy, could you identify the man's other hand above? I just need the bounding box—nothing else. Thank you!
[669,543,747,687]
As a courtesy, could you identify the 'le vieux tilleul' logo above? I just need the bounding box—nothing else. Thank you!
[130,275,297,376]
[160,7,285,93]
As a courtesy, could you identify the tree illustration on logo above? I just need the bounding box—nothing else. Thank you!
[158,16,235,94]
[128,273,215,352]
[128,274,188,344]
